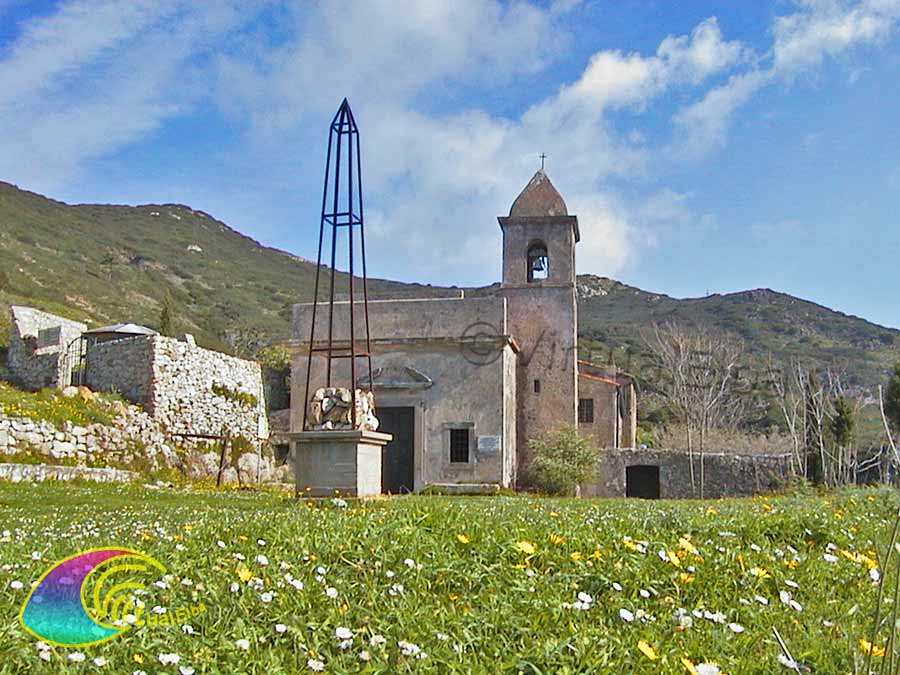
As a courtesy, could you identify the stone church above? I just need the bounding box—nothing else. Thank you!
[290,170,636,492]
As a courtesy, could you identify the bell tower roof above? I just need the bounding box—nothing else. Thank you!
[509,170,568,218]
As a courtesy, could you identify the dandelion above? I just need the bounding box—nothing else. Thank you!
[514,540,536,555]
[235,639,250,650]
[749,567,771,579]
[858,638,886,657]
[637,640,657,660]
[456,533,470,544]
[549,534,565,546]
[237,566,252,583]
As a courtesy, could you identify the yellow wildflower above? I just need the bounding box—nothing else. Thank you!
[679,572,695,584]
[667,550,682,567]
[623,538,639,552]
[570,552,583,562]
[680,657,698,674]
[590,548,603,561]
[750,567,771,579]
[858,638,885,657]
[456,533,470,545]
[549,534,565,546]
[678,537,698,555]
[237,566,252,583]
[514,540,536,555]
[133,654,144,664]
[637,640,658,660]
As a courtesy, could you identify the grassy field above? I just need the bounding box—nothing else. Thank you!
[0,482,896,674]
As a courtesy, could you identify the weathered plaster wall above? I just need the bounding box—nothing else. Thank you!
[578,375,619,448]
[584,449,793,499]
[293,295,508,343]
[291,340,517,489]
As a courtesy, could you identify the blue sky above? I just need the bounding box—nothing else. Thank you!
[1,1,899,329]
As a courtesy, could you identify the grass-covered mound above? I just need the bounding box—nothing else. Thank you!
[0,381,120,428]
[0,483,895,674]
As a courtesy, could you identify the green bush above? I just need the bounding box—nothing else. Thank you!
[526,424,599,496]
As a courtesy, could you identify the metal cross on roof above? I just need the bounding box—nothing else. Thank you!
[540,152,547,170]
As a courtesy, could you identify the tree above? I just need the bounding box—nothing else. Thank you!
[642,322,745,497]
[885,361,900,433]
[527,425,599,496]
[159,291,175,337]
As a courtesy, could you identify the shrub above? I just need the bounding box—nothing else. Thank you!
[526,424,599,496]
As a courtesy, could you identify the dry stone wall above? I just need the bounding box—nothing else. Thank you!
[83,335,268,445]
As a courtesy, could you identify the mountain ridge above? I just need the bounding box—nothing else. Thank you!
[0,180,896,388]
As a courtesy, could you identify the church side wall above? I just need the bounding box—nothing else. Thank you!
[293,296,508,343]
[292,342,514,489]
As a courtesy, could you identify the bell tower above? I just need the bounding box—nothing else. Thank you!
[498,169,580,481]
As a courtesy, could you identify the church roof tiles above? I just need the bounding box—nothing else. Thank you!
[509,169,568,217]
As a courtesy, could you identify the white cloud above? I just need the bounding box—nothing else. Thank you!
[2,0,899,286]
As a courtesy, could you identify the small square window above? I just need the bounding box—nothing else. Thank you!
[534,379,541,394]
[449,428,470,463]
[578,398,594,424]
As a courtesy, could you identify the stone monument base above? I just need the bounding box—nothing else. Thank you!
[290,429,393,497]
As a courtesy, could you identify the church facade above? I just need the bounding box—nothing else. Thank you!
[290,170,636,492]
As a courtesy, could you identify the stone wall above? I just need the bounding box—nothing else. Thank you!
[0,406,180,471]
[0,464,137,483]
[8,306,86,390]
[0,407,284,485]
[151,336,268,442]
[85,336,156,407]
[584,448,793,499]
[83,335,268,445]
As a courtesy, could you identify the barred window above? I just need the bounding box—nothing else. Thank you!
[578,398,594,424]
[449,428,470,463]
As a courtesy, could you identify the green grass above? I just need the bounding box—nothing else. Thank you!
[0,482,895,674]
[0,382,118,427]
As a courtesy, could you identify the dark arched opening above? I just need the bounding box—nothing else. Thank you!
[527,242,549,282]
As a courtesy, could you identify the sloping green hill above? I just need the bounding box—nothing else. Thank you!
[1,181,896,388]
[0,181,449,354]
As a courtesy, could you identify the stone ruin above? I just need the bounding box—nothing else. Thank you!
[306,387,379,431]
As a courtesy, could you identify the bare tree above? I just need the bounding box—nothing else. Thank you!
[768,357,806,476]
[643,322,745,497]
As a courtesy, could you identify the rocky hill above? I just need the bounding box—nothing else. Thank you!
[1,181,897,388]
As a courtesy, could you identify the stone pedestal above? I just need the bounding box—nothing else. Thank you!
[290,429,393,497]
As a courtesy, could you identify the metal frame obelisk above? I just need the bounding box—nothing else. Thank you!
[302,98,374,431]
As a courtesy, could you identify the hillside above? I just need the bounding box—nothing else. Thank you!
[1,181,897,388]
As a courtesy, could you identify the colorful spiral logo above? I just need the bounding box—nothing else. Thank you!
[18,548,166,648]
